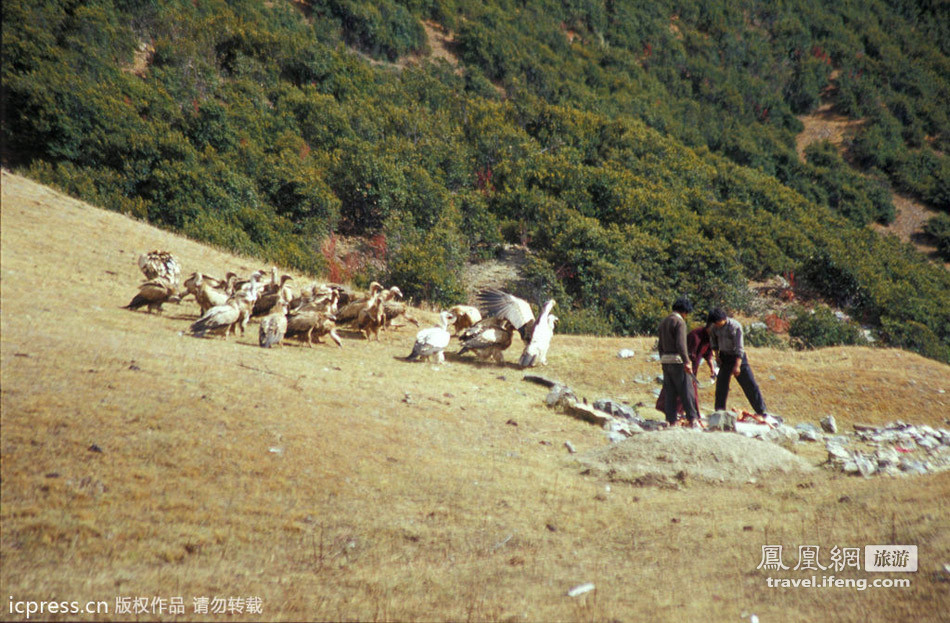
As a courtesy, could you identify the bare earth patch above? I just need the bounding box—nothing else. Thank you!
[461,244,529,303]
[872,194,947,266]
[421,20,459,68]
[796,104,946,266]
[794,102,866,162]
[579,429,815,487]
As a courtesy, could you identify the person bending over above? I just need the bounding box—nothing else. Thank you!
[707,307,767,415]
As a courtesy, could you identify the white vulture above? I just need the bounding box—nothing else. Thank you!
[264,266,280,291]
[518,301,557,368]
[476,288,537,341]
[448,305,482,335]
[188,300,242,339]
[285,310,342,348]
[406,310,456,364]
[259,301,289,348]
[325,283,353,307]
[138,250,181,287]
[123,277,180,314]
[457,316,515,363]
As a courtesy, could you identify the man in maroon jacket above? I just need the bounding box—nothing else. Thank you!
[687,325,717,380]
[656,296,700,427]
[656,325,717,418]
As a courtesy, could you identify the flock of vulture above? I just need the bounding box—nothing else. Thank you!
[124,250,558,368]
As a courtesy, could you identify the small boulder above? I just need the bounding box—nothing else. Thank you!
[795,423,820,442]
[707,410,737,432]
[899,458,929,475]
[765,424,799,448]
[546,384,575,407]
[593,398,637,420]
[875,446,900,468]
[820,415,837,434]
[854,453,877,477]
[826,441,851,462]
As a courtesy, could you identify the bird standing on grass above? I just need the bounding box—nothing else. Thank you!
[123,278,181,314]
[285,310,342,348]
[519,299,557,368]
[457,316,515,363]
[188,300,242,339]
[138,250,181,287]
[407,310,456,364]
[259,301,289,348]
[476,288,537,341]
[448,305,482,335]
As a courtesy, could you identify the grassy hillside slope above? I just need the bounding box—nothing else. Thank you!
[4,0,949,361]
[2,171,948,621]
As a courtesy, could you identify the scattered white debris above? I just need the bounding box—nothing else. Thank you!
[567,583,595,598]
[825,421,950,477]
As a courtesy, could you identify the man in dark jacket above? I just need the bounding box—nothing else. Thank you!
[707,307,767,415]
[657,296,700,427]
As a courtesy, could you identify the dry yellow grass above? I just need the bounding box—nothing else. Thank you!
[2,170,949,622]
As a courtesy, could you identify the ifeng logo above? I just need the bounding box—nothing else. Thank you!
[865,545,918,572]
[756,544,918,572]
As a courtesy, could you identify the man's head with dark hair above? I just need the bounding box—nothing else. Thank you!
[706,307,728,325]
[672,296,693,314]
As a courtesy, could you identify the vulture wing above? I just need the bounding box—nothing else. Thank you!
[476,289,535,341]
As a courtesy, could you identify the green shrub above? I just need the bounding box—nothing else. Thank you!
[880,318,950,362]
[924,213,950,261]
[557,306,615,336]
[329,0,428,61]
[383,209,465,307]
[744,322,787,349]
[788,305,870,349]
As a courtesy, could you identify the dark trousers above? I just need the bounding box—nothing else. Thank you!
[661,363,699,423]
[715,353,767,414]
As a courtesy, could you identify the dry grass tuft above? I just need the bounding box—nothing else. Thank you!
[2,170,949,621]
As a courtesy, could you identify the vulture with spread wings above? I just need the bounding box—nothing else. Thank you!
[475,289,557,368]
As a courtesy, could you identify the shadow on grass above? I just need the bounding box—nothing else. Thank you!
[393,350,524,371]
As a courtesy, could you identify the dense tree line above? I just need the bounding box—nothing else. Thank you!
[2,0,948,361]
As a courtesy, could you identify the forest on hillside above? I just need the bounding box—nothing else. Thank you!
[2,0,949,361]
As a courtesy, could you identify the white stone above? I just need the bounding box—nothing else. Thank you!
[567,583,595,597]
[854,454,877,477]
[826,442,851,462]
[766,424,799,448]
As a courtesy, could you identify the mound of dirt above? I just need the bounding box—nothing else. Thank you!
[578,429,816,487]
